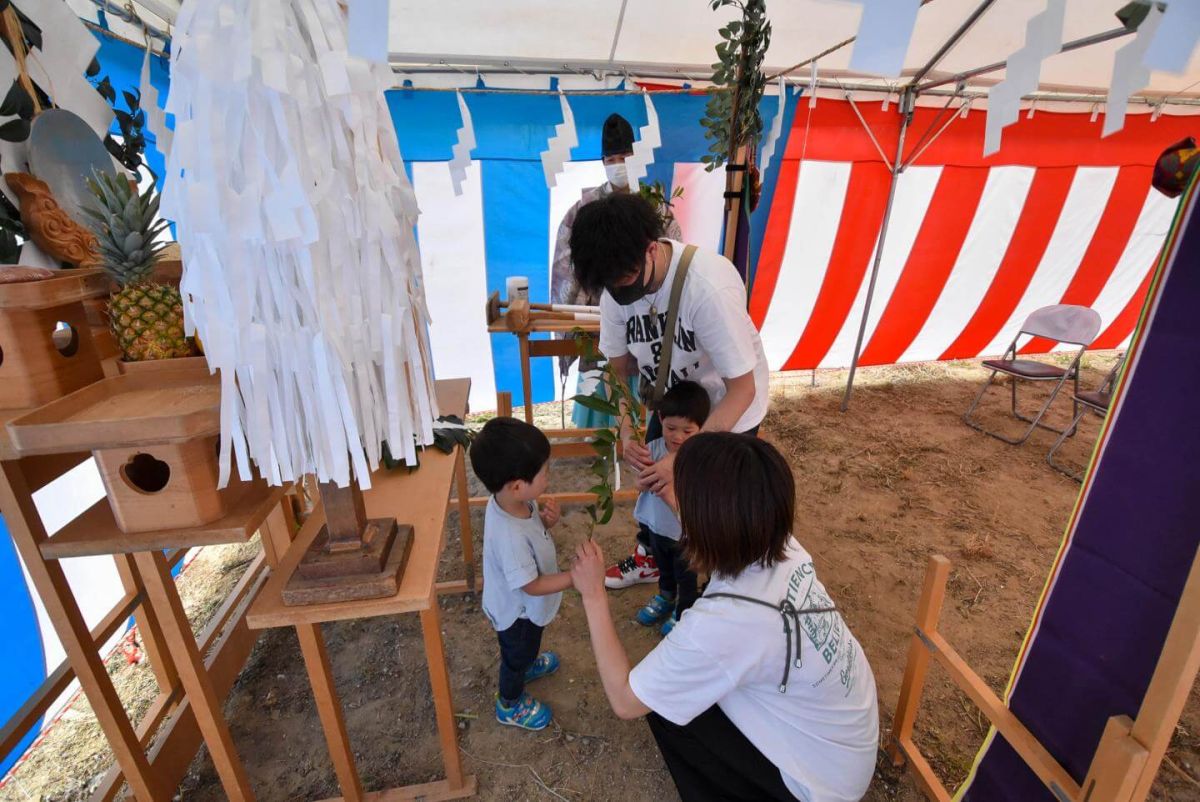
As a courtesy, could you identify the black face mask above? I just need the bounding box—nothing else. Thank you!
[607,258,652,305]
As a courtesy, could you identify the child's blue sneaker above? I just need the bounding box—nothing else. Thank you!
[524,651,559,684]
[660,617,676,636]
[636,594,674,626]
[495,693,552,731]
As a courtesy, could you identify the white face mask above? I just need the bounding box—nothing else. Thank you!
[604,161,629,189]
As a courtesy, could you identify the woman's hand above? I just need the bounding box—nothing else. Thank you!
[623,437,653,473]
[539,498,561,529]
[571,540,607,602]
[637,450,676,496]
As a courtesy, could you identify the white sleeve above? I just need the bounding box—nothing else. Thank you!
[599,292,628,359]
[691,281,759,380]
[629,624,737,725]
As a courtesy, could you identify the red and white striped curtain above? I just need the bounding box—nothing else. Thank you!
[749,99,1195,371]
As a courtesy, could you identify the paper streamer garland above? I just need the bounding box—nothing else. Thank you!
[623,92,661,189]
[759,77,786,175]
[162,0,439,490]
[984,0,1065,156]
[1105,3,1165,138]
[540,92,578,189]
[1143,0,1200,74]
[449,90,476,196]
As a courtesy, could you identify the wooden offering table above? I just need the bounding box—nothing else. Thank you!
[247,377,478,801]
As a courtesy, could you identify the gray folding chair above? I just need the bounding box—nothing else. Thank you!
[962,304,1103,445]
[1046,353,1126,481]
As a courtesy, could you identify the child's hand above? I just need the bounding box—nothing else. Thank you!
[539,498,561,529]
[571,540,607,601]
[637,450,676,496]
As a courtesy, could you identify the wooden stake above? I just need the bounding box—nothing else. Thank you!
[295,623,364,802]
[453,450,475,592]
[889,555,950,766]
[113,554,178,694]
[420,601,466,790]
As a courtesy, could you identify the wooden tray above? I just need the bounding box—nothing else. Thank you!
[116,355,210,375]
[39,479,288,558]
[6,370,221,455]
[0,268,108,310]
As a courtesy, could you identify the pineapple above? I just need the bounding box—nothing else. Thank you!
[83,171,193,361]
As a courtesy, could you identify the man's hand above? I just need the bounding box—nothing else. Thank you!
[637,450,676,496]
[539,498,561,529]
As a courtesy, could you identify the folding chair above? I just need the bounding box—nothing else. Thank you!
[962,304,1102,445]
[1046,353,1126,481]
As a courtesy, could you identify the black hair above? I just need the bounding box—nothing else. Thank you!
[656,380,710,427]
[569,193,663,295]
[674,433,794,577]
[468,417,551,494]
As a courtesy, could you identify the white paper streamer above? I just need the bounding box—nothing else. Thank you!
[540,92,578,189]
[164,0,439,490]
[984,0,1065,156]
[449,90,476,196]
[624,92,660,188]
[18,0,110,137]
[759,77,786,175]
[1105,4,1165,137]
[139,43,174,160]
[808,61,819,108]
[848,0,921,78]
[1144,0,1200,74]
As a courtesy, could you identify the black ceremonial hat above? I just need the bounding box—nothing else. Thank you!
[601,113,635,157]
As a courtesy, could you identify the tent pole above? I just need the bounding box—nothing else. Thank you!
[906,0,996,89]
[840,89,913,412]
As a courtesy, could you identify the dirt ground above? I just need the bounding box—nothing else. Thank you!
[11,355,1200,801]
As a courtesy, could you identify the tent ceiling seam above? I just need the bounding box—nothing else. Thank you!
[608,0,629,65]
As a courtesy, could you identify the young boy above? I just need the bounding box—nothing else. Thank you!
[470,417,572,731]
[633,381,710,636]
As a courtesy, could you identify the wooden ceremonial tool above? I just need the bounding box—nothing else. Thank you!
[282,476,414,605]
[485,289,599,323]
[4,173,100,267]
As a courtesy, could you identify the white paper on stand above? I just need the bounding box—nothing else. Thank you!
[166,0,438,489]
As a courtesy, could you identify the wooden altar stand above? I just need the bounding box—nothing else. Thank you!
[247,377,478,801]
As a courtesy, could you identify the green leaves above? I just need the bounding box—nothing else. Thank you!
[702,0,772,171]
[572,392,620,417]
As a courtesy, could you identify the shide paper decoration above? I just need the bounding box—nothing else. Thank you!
[623,92,661,188]
[848,0,921,78]
[139,43,173,160]
[984,0,1066,156]
[449,90,476,196]
[759,77,786,175]
[541,92,578,189]
[1144,0,1200,73]
[163,0,439,491]
[1105,3,1165,137]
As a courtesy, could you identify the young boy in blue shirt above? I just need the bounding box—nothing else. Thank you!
[469,417,572,731]
[633,381,710,636]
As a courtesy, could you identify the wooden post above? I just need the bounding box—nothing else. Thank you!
[113,553,178,694]
[258,502,295,570]
[295,623,364,802]
[454,449,476,592]
[318,480,369,552]
[134,549,256,802]
[1082,716,1147,802]
[889,555,951,766]
[518,333,533,423]
[0,462,164,801]
[497,390,513,419]
[721,144,749,263]
[420,600,466,790]
[1126,545,1200,800]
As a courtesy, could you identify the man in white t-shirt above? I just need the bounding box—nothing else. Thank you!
[569,192,770,588]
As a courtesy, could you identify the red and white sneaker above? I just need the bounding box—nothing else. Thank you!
[604,544,659,589]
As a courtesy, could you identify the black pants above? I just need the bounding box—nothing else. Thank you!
[636,415,760,550]
[496,617,543,704]
[647,705,797,801]
[643,524,697,620]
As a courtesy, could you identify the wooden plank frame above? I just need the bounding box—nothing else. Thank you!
[889,554,1200,802]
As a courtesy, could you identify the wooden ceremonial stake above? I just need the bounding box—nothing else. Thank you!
[282,478,413,606]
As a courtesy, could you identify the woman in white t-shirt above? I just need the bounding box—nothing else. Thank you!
[570,433,879,802]
[570,192,770,590]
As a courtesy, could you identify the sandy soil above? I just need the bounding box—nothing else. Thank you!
[13,355,1200,802]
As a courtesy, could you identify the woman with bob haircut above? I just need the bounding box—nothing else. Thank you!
[571,433,879,802]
